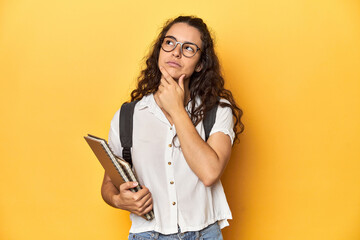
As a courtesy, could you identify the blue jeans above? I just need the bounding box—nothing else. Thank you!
[128,222,223,240]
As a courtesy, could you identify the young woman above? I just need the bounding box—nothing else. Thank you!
[101,16,244,240]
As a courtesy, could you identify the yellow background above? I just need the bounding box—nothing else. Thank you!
[1,0,359,239]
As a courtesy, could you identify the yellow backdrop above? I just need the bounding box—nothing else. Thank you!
[1,0,359,239]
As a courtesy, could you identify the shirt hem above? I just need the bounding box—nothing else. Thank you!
[129,215,232,235]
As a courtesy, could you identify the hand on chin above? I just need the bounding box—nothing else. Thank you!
[164,67,182,81]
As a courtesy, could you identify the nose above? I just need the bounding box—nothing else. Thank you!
[172,43,182,58]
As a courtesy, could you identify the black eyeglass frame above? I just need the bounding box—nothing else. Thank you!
[161,36,201,58]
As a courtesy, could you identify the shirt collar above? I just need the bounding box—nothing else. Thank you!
[137,94,154,110]
[137,93,163,118]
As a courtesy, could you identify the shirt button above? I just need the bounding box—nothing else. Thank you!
[172,202,176,205]
[168,144,172,147]
[170,181,174,184]
[168,162,172,165]
[170,127,173,130]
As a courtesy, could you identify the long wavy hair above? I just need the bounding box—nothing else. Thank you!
[130,16,244,142]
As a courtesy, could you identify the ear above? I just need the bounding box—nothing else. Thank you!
[195,63,203,72]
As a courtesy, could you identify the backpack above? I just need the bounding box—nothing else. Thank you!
[119,100,218,167]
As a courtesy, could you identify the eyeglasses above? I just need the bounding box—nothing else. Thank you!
[161,36,201,58]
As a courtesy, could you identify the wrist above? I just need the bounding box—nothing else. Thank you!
[171,107,190,125]
[165,100,185,116]
[111,194,123,209]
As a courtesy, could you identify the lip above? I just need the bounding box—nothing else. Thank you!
[166,61,181,68]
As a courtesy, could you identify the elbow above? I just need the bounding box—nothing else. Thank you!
[196,152,228,187]
[100,185,108,203]
[100,187,106,202]
[199,160,224,187]
[201,174,220,187]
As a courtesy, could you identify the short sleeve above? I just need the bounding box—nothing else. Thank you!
[209,99,235,145]
[108,109,123,158]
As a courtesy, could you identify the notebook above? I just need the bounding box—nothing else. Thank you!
[84,134,154,221]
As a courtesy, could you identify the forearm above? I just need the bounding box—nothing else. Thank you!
[155,67,231,186]
[172,108,223,186]
[101,174,120,208]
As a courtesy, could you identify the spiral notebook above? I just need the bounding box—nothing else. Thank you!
[84,134,154,221]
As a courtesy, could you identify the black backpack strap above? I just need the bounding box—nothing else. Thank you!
[119,100,139,167]
[203,104,218,141]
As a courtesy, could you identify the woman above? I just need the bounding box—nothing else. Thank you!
[101,16,244,239]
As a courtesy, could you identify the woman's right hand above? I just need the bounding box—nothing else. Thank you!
[112,181,153,217]
[101,173,153,217]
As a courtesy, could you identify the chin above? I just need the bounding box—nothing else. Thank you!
[172,75,182,81]
[166,68,182,80]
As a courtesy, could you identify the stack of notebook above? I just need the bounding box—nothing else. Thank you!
[84,134,154,221]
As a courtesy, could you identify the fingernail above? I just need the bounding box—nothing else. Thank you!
[133,182,138,186]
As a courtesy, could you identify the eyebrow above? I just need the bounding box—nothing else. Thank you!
[164,35,198,46]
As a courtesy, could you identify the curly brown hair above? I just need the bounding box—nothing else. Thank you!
[130,15,244,142]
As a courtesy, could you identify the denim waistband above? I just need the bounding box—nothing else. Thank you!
[129,221,222,240]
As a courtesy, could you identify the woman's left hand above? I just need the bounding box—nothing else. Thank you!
[156,66,186,116]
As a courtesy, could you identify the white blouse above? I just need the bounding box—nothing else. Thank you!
[108,94,234,234]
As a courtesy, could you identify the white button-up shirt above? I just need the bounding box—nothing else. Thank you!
[108,94,234,234]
